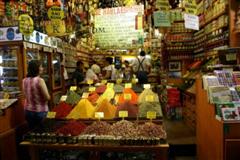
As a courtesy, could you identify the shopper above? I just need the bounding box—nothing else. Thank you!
[85,64,101,82]
[103,57,116,80]
[72,60,84,86]
[132,50,151,84]
[22,60,50,129]
[123,60,132,81]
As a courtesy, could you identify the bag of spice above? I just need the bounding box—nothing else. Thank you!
[66,99,95,119]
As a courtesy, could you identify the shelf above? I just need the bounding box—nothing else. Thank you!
[0,91,20,94]
[2,59,17,61]
[203,9,227,27]
[205,25,228,35]
[166,39,194,43]
[0,77,18,80]
[0,67,18,69]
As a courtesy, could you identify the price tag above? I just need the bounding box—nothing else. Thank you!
[70,86,77,91]
[95,112,104,119]
[116,79,122,84]
[131,78,138,84]
[119,111,128,118]
[125,83,132,88]
[145,95,154,102]
[124,93,132,100]
[82,92,89,98]
[60,95,67,102]
[143,84,151,89]
[107,83,114,88]
[101,80,107,84]
[89,87,96,92]
[147,111,156,120]
[47,112,56,119]
[87,79,94,85]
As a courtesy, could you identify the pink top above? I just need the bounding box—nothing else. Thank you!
[23,76,48,112]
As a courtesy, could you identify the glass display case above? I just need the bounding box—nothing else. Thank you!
[52,52,62,89]
[0,46,20,98]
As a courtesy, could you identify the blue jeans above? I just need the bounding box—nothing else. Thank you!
[25,110,47,130]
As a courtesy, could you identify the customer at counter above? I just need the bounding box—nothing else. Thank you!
[22,60,50,129]
[72,60,85,86]
[85,64,101,82]
[102,57,116,80]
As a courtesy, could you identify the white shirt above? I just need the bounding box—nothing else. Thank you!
[131,56,151,73]
[85,69,98,81]
[103,65,116,80]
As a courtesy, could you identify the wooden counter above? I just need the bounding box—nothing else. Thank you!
[20,141,169,160]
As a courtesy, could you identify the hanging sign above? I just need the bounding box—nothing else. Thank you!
[47,6,64,20]
[0,27,23,42]
[184,14,199,30]
[156,0,170,11]
[153,11,171,27]
[94,5,144,49]
[184,0,197,15]
[18,14,34,36]
[45,20,66,36]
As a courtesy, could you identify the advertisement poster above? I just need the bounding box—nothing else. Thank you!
[0,27,23,42]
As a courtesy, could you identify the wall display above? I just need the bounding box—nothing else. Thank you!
[184,0,197,15]
[153,11,171,27]
[94,5,144,49]
[45,20,66,36]
[0,27,23,42]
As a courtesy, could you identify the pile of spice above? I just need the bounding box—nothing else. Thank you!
[83,121,112,135]
[52,102,73,119]
[138,89,159,104]
[137,122,167,139]
[118,88,138,105]
[66,99,95,119]
[138,102,162,118]
[111,120,138,138]
[56,121,87,136]
[88,92,100,104]
[116,101,138,117]
[113,84,124,93]
[96,85,107,94]
[95,99,116,119]
[66,91,81,106]
[96,87,115,105]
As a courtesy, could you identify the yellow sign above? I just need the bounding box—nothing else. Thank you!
[87,79,94,85]
[101,80,107,84]
[119,111,128,118]
[95,112,104,119]
[125,83,132,88]
[47,112,56,119]
[131,78,138,84]
[48,6,65,20]
[45,20,66,36]
[89,87,96,92]
[184,0,197,15]
[124,93,132,100]
[143,84,151,89]
[82,92,89,98]
[145,95,154,102]
[19,14,34,35]
[116,79,122,84]
[70,86,77,91]
[60,95,67,102]
[147,111,157,119]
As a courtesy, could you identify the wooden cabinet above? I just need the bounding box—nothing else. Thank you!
[183,91,196,131]
[196,77,240,160]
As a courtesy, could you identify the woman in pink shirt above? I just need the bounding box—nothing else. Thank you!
[22,60,50,129]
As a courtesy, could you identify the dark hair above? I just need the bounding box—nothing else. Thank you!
[27,60,41,77]
[124,60,129,64]
[106,57,113,65]
[76,61,83,67]
[140,50,146,57]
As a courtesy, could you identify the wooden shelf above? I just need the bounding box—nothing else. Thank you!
[203,9,227,27]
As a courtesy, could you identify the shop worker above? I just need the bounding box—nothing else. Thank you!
[103,57,116,80]
[72,60,85,86]
[85,64,101,82]
[132,50,151,84]
[22,60,50,129]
